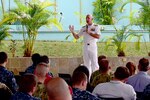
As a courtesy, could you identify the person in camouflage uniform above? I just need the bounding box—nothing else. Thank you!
[90,59,112,88]
[90,55,106,83]
[34,83,47,100]
[33,62,52,100]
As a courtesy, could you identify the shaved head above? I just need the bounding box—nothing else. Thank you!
[86,14,93,25]
[46,77,72,100]
[34,62,49,77]
[86,14,93,18]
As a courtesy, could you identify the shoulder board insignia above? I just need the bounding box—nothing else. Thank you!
[94,24,98,26]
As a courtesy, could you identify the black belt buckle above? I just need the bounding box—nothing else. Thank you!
[87,43,90,45]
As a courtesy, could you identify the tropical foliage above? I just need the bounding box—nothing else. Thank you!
[0,0,62,56]
[120,0,150,30]
[120,0,150,56]
[137,1,150,56]
[92,0,116,25]
[136,1,150,31]
[0,25,11,44]
[105,25,142,56]
[138,3,150,56]
[0,1,11,48]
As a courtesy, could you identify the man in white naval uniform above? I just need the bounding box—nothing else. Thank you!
[69,14,100,77]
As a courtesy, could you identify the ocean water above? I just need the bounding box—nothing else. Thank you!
[9,31,150,42]
[8,25,150,42]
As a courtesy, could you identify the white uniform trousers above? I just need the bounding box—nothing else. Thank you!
[83,43,99,78]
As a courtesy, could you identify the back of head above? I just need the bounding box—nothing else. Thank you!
[114,66,130,80]
[99,59,109,72]
[98,55,106,63]
[72,72,87,86]
[31,53,40,65]
[40,55,49,64]
[126,62,136,76]
[138,58,149,71]
[73,65,89,79]
[98,55,106,70]
[34,62,49,78]
[0,52,7,64]
[18,74,37,93]
[46,77,72,100]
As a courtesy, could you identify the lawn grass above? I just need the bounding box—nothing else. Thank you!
[1,40,150,57]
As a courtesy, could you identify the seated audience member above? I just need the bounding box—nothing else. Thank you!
[73,64,90,79]
[142,83,150,100]
[126,58,150,98]
[0,82,12,100]
[10,74,40,100]
[33,62,51,100]
[73,65,93,92]
[25,53,41,74]
[126,62,136,76]
[72,71,100,100]
[90,59,111,88]
[45,77,72,100]
[40,55,49,64]
[93,66,136,100]
[90,55,106,83]
[0,52,18,93]
[39,55,53,77]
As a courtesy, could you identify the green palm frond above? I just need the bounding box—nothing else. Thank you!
[40,0,56,9]
[120,0,150,30]
[46,18,62,31]
[120,0,139,12]
[14,0,29,12]
[0,25,11,42]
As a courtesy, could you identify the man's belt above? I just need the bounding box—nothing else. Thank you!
[87,43,90,45]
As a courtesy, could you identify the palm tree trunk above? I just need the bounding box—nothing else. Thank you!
[9,0,10,12]
[1,0,5,17]
[146,0,149,5]
[100,0,104,18]
[79,0,82,24]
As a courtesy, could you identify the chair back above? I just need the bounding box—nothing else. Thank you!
[136,91,143,100]
[0,84,12,100]
[19,72,26,76]
[58,73,72,85]
[99,96,124,100]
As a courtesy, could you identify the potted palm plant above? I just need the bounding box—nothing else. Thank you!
[105,25,142,57]
[0,0,62,57]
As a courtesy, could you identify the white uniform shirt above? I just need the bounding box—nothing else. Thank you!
[93,81,136,100]
[78,23,100,45]
[77,23,100,75]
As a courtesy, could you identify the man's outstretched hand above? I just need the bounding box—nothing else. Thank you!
[69,25,74,33]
